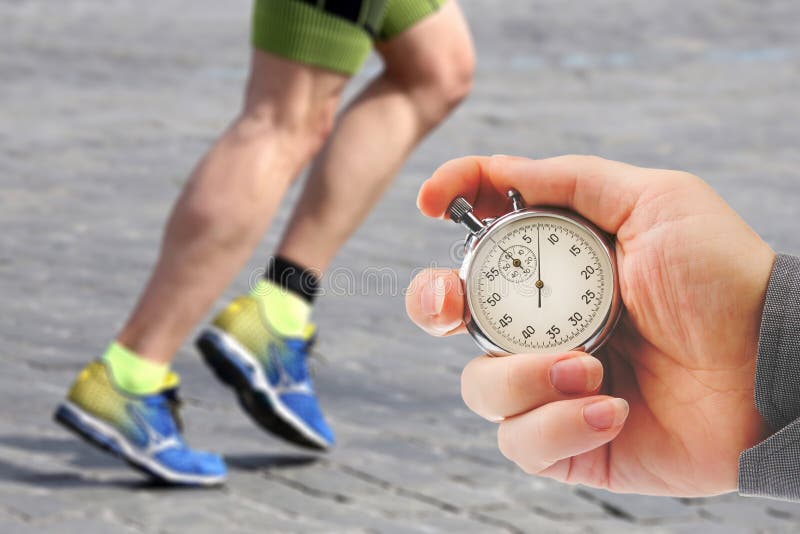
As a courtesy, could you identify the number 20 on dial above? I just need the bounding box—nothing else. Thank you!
[447,190,622,356]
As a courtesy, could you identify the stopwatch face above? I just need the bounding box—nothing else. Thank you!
[465,213,616,354]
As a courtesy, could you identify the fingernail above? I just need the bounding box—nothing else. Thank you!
[583,398,629,430]
[421,274,447,316]
[430,317,463,336]
[549,355,603,394]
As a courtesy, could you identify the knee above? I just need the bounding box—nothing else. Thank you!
[268,95,337,152]
[392,45,475,125]
[232,93,337,165]
[431,46,475,113]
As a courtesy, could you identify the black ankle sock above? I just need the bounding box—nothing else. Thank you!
[264,256,320,304]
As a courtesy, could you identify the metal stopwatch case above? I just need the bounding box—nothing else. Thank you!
[448,190,622,356]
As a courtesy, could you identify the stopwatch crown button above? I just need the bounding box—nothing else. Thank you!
[447,196,474,223]
[448,196,486,235]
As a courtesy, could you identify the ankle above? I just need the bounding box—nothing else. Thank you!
[251,256,320,337]
[251,279,311,338]
[102,341,169,395]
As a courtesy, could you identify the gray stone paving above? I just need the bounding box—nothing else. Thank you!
[2,0,800,532]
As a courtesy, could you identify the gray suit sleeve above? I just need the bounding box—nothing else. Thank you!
[739,254,800,500]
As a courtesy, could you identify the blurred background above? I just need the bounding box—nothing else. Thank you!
[1,0,799,532]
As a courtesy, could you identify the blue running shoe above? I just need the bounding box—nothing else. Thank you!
[196,295,334,450]
[54,361,226,486]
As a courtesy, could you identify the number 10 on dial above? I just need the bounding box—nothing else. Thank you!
[447,190,622,356]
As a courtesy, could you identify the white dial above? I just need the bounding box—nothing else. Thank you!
[466,213,615,354]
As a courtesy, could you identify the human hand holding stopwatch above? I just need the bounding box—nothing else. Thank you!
[406,155,775,496]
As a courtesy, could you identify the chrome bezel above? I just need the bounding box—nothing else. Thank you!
[459,207,622,357]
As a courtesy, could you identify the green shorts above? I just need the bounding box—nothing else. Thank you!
[252,0,446,75]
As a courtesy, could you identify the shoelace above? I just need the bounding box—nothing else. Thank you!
[162,388,184,433]
[301,336,328,378]
[305,335,326,360]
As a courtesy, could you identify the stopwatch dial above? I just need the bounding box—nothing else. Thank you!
[467,214,614,354]
[497,244,536,283]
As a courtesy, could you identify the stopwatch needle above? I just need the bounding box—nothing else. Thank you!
[536,225,543,308]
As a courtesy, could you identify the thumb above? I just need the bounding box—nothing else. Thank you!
[406,269,466,337]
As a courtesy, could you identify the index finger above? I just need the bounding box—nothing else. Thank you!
[417,154,652,234]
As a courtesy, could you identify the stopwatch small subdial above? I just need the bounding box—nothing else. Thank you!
[497,244,536,283]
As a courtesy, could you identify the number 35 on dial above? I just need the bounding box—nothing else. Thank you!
[447,190,622,356]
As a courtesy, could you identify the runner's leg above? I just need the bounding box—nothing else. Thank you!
[275,0,474,273]
[117,51,348,365]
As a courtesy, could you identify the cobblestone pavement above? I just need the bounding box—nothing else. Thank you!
[2,1,800,532]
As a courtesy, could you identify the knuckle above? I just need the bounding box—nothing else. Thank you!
[505,357,532,407]
[576,154,612,173]
[657,169,699,188]
[460,371,478,414]
[676,170,702,187]
[585,154,609,165]
[521,420,549,475]
[498,422,544,476]
[562,154,606,166]
[460,359,486,415]
[519,460,541,476]
[496,423,515,461]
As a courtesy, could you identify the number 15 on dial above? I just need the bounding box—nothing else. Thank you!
[447,190,622,356]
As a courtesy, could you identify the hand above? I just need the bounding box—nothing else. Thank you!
[406,155,775,496]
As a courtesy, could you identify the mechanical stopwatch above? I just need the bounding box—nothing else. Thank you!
[447,190,622,356]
